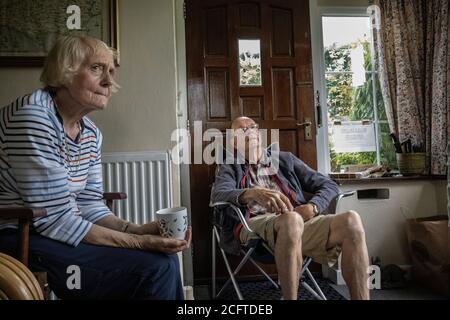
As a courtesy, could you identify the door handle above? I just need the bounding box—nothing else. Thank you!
[316,90,322,128]
[297,118,312,140]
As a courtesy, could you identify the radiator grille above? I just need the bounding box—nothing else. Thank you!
[101,151,172,224]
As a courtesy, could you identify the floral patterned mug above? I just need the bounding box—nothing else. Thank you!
[156,207,188,240]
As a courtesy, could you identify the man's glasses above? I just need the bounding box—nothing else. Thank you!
[234,123,259,135]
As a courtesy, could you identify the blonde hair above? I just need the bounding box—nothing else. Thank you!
[40,35,120,93]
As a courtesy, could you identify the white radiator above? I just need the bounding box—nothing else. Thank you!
[101,151,173,224]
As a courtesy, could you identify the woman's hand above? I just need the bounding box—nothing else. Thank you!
[139,226,192,254]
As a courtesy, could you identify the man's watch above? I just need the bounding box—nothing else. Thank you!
[309,203,319,216]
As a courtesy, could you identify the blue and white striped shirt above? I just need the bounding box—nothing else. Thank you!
[0,89,112,246]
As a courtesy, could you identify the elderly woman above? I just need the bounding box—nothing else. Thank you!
[0,35,191,299]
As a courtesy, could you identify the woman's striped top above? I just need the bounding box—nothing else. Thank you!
[0,89,112,246]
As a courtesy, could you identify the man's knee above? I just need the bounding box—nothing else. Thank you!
[275,212,304,242]
[340,210,365,242]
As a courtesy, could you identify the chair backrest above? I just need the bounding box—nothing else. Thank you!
[0,253,44,300]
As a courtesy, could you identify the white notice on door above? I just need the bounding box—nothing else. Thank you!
[332,122,376,153]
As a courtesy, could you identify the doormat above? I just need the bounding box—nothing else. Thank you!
[218,277,347,300]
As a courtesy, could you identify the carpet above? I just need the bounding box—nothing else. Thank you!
[218,276,347,300]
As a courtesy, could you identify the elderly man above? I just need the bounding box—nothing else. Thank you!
[211,116,370,300]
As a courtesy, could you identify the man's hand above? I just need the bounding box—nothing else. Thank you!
[239,187,293,213]
[139,226,192,254]
[295,204,316,222]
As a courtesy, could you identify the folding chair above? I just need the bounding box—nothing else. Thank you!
[210,190,355,300]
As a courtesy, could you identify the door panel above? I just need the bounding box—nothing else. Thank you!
[206,69,230,120]
[186,0,316,283]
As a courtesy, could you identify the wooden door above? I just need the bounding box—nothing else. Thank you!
[186,0,316,283]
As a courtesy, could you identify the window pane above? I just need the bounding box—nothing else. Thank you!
[324,45,352,72]
[329,149,376,173]
[326,73,353,120]
[351,72,375,120]
[239,39,262,86]
[326,73,374,121]
[323,17,373,73]
[375,74,387,120]
[323,16,385,172]
[379,123,398,170]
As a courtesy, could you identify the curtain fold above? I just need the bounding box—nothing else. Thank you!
[373,0,449,174]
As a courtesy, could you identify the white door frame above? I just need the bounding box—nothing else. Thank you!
[309,0,371,174]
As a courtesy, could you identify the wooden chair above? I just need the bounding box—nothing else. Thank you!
[0,192,127,300]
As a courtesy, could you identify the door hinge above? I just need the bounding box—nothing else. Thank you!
[187,119,191,131]
[183,1,187,20]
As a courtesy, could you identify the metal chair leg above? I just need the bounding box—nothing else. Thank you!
[213,227,244,300]
[212,227,216,299]
[302,281,325,300]
[298,257,327,300]
[216,248,254,299]
[246,255,280,290]
[305,268,327,300]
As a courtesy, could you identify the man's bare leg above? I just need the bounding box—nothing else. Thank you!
[274,212,303,300]
[327,211,370,300]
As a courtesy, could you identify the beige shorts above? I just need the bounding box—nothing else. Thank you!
[239,213,341,267]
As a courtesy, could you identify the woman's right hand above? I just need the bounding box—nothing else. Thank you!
[139,226,192,254]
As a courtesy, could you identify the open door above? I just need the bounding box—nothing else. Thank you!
[186,0,317,283]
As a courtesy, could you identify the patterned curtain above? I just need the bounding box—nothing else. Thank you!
[372,0,449,174]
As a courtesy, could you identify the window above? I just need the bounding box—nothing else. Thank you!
[320,15,396,173]
[238,39,262,86]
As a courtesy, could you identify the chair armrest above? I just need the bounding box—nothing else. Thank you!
[0,207,46,267]
[103,192,127,201]
[103,192,127,212]
[336,190,356,204]
[0,207,47,220]
[210,201,253,233]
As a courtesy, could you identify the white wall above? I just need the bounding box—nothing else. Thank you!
[0,0,182,205]
[90,0,178,153]
[0,0,179,153]
[338,180,448,265]
[0,68,41,101]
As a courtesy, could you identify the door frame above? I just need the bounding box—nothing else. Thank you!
[175,0,194,287]
[309,0,372,174]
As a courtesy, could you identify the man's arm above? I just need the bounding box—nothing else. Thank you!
[211,164,292,213]
[291,154,339,214]
[210,164,246,205]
